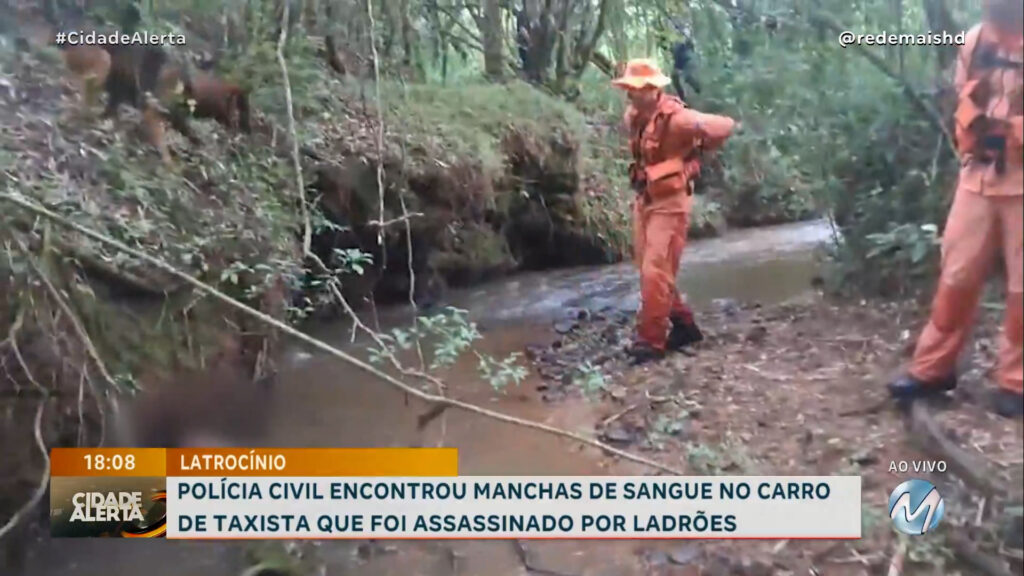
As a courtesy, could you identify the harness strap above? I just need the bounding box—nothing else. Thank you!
[955,24,1024,169]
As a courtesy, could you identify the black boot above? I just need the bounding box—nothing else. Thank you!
[887,373,957,400]
[990,388,1024,418]
[625,341,665,365]
[667,315,703,351]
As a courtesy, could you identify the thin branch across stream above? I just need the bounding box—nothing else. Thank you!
[0,191,686,476]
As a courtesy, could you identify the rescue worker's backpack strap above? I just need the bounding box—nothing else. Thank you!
[643,96,691,198]
[955,24,988,156]
[954,22,1024,169]
[651,95,703,196]
[626,104,645,193]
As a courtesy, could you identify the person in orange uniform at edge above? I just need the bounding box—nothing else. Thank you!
[889,0,1024,418]
[612,59,737,365]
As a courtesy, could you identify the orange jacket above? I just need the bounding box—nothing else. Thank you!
[625,94,736,213]
[954,23,1023,196]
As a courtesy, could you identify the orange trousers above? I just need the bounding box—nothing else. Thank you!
[910,187,1023,394]
[633,199,693,350]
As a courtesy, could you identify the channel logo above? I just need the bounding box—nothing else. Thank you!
[50,477,167,538]
[888,479,944,535]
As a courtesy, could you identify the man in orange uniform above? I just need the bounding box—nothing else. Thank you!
[612,59,737,364]
[890,0,1023,418]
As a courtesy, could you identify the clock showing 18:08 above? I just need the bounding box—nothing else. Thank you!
[83,454,137,471]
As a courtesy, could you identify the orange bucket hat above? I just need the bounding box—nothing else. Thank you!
[611,58,671,90]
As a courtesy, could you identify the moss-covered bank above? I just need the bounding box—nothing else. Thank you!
[0,31,297,567]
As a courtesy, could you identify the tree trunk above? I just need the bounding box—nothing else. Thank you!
[517,0,558,84]
[426,0,444,67]
[609,0,627,62]
[305,0,319,30]
[380,0,397,59]
[896,0,904,76]
[552,0,571,90]
[482,0,505,80]
[570,0,609,80]
[399,0,420,73]
[591,49,614,76]
[922,0,958,77]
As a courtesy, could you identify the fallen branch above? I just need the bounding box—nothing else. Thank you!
[0,192,687,476]
[947,533,1015,576]
[18,232,184,297]
[0,398,50,540]
[366,212,426,228]
[999,544,1024,562]
[908,401,1013,499]
[61,243,181,297]
[810,541,847,564]
[0,306,25,351]
[644,390,674,404]
[10,321,43,395]
[601,403,639,427]
[77,362,86,446]
[829,550,883,565]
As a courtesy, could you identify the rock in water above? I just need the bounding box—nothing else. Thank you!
[644,549,670,567]
[668,545,701,565]
[554,320,578,334]
[524,344,545,360]
[601,423,635,444]
[745,325,768,344]
[712,298,741,317]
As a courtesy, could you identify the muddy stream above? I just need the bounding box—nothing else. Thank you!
[23,220,835,576]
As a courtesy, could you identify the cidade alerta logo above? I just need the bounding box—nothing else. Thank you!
[119,490,168,538]
[889,479,944,535]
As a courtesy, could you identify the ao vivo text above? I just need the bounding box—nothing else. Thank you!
[889,460,947,473]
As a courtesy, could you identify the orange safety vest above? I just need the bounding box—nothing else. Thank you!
[954,24,1024,173]
[627,94,702,212]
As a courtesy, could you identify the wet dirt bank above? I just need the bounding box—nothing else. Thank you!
[18,219,1023,576]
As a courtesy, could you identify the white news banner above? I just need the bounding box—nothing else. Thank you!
[167,476,862,539]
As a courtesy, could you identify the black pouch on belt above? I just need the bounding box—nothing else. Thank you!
[628,162,647,194]
[980,132,1007,175]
